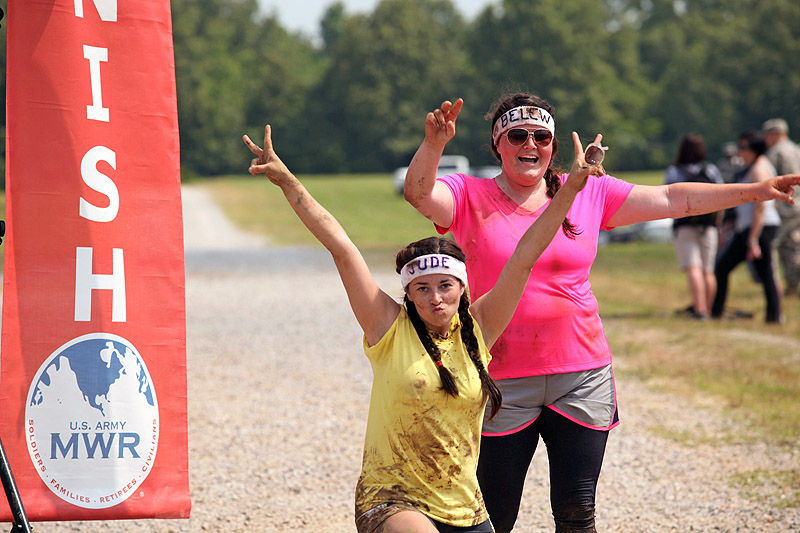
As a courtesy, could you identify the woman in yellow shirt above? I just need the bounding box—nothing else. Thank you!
[243,124,597,533]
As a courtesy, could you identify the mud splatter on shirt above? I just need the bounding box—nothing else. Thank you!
[355,308,490,527]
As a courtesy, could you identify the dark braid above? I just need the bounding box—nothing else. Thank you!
[457,294,502,419]
[404,296,459,397]
[544,169,581,239]
[487,92,581,240]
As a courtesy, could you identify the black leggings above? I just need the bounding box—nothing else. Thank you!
[712,226,780,322]
[477,408,608,533]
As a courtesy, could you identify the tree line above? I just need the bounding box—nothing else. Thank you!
[2,0,799,177]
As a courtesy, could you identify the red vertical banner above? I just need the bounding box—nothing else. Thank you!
[1,0,190,521]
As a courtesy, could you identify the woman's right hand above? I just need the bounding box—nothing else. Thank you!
[243,125,293,186]
[424,98,463,147]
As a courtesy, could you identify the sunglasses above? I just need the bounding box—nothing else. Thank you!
[584,142,608,166]
[506,128,554,147]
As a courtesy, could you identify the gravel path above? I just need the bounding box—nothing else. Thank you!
[42,185,800,532]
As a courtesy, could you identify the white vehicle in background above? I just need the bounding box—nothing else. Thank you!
[393,155,503,194]
[393,155,470,194]
[470,165,502,180]
[599,218,672,245]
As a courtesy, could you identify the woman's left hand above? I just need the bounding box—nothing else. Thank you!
[564,132,605,192]
[747,240,762,261]
[763,174,800,204]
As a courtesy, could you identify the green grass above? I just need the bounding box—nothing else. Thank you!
[594,242,800,445]
[203,174,436,256]
[732,469,800,509]
[613,169,665,186]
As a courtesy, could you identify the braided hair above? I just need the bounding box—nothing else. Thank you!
[396,237,503,418]
[404,298,459,397]
[486,92,581,239]
[457,292,502,419]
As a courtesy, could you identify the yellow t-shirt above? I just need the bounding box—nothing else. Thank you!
[354,307,492,527]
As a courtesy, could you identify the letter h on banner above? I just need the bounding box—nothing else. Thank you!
[74,247,126,322]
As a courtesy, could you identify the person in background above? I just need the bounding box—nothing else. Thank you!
[664,134,724,320]
[716,142,745,183]
[763,118,800,297]
[712,130,783,323]
[716,142,746,281]
[243,124,594,533]
[403,93,800,532]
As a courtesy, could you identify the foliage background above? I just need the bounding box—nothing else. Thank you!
[1,0,799,177]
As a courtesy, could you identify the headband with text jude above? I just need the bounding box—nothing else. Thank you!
[400,254,468,290]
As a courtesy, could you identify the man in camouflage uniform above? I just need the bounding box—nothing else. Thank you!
[764,118,800,296]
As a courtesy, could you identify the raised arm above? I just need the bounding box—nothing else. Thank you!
[470,132,595,348]
[403,99,463,228]
[608,173,800,228]
[243,125,399,345]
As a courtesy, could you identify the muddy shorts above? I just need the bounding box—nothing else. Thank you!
[356,503,494,533]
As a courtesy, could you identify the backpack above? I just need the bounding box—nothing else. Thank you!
[673,163,718,228]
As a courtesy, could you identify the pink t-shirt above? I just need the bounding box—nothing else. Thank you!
[437,173,634,379]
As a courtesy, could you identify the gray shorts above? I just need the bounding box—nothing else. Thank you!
[482,365,618,435]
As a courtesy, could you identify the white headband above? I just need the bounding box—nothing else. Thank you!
[400,254,468,289]
[492,106,555,145]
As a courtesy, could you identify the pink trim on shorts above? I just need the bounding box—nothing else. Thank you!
[481,405,619,436]
[549,364,621,431]
[547,365,622,431]
[546,405,620,431]
[481,414,540,437]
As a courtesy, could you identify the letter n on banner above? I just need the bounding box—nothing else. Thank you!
[0,0,191,521]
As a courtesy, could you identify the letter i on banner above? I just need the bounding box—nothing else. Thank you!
[1,0,190,521]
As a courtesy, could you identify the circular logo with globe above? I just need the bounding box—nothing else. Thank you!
[26,333,159,509]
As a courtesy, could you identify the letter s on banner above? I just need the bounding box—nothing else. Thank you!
[1,0,190,521]
[80,146,118,222]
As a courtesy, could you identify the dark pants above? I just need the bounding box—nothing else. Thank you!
[712,226,780,322]
[477,408,608,533]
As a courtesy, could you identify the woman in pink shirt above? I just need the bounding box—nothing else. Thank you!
[404,92,800,533]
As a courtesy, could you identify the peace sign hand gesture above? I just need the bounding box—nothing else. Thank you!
[424,98,463,147]
[242,125,293,186]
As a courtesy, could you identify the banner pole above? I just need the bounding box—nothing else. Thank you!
[0,216,29,533]
[0,436,33,533]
